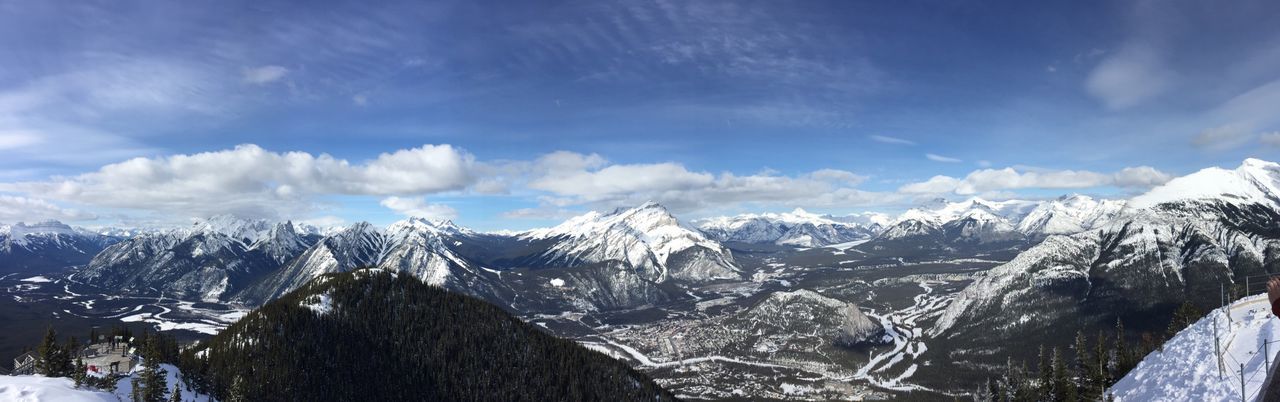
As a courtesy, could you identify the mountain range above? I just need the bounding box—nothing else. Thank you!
[12,159,1280,325]
[933,158,1280,356]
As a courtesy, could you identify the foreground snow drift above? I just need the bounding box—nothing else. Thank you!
[1110,294,1280,401]
[0,363,211,402]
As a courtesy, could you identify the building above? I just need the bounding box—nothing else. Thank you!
[12,351,35,375]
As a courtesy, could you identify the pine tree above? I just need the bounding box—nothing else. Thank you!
[1113,318,1131,374]
[1073,331,1089,392]
[35,326,73,377]
[1165,301,1202,341]
[1051,347,1078,402]
[227,374,248,402]
[170,382,183,402]
[1038,345,1053,399]
[72,356,87,388]
[1091,330,1111,398]
[135,337,169,402]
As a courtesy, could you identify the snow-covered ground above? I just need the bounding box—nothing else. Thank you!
[1110,294,1280,402]
[0,364,211,402]
[0,376,115,402]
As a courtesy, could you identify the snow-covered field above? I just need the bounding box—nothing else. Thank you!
[0,364,211,402]
[1110,294,1280,401]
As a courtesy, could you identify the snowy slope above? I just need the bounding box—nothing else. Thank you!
[696,208,880,247]
[1128,158,1280,211]
[933,158,1280,350]
[1015,194,1126,235]
[1110,294,1280,402]
[0,221,121,272]
[0,363,211,402]
[521,202,739,282]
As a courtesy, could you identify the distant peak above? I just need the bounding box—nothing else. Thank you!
[1242,158,1279,169]
[635,201,666,211]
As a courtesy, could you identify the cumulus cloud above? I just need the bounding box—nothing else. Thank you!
[898,166,1172,195]
[1192,124,1256,151]
[925,153,962,163]
[379,196,458,220]
[899,176,962,194]
[0,195,96,222]
[3,144,476,219]
[523,151,894,212]
[242,65,289,85]
[869,135,915,146]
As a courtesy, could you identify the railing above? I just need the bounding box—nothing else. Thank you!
[1213,273,1280,402]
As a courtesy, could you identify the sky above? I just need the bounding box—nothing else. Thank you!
[0,0,1278,231]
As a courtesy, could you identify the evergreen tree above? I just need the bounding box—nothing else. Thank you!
[1073,330,1089,393]
[1090,330,1111,398]
[227,375,247,402]
[72,357,87,388]
[1037,345,1053,399]
[136,337,169,402]
[36,327,59,376]
[1165,301,1202,341]
[170,382,183,402]
[1113,318,1131,374]
[1051,347,1077,402]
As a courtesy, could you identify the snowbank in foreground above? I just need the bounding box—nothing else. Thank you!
[1109,294,1280,401]
[0,363,211,402]
[0,376,115,402]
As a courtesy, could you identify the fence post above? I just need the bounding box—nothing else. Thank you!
[1217,315,1224,378]
[1241,363,1246,402]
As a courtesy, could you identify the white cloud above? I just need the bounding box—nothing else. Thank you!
[898,166,1172,195]
[869,135,915,146]
[1191,124,1256,151]
[898,176,962,194]
[1085,46,1174,110]
[1261,132,1280,147]
[242,65,289,85]
[806,169,868,185]
[524,151,895,212]
[0,195,96,222]
[4,144,476,220]
[1112,166,1173,188]
[925,153,962,163]
[379,197,458,220]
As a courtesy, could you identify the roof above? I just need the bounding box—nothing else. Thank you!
[14,351,36,361]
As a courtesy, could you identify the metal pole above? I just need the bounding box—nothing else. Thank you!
[1267,341,1271,373]
[1241,363,1246,402]
[1217,315,1224,378]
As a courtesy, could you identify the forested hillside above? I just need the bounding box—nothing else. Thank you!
[177,269,678,401]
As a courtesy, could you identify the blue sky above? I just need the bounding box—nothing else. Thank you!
[0,0,1278,230]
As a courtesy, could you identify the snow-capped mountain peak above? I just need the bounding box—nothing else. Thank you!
[696,207,880,247]
[523,202,739,282]
[1014,194,1126,235]
[190,215,274,244]
[1128,158,1280,210]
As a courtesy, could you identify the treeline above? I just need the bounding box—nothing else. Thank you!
[29,325,181,401]
[176,270,679,402]
[977,301,1203,401]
